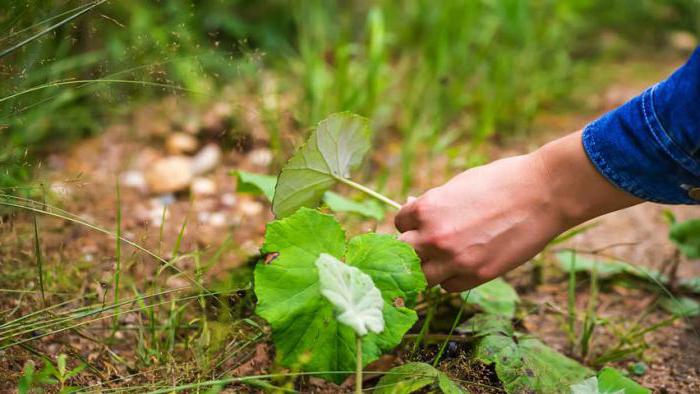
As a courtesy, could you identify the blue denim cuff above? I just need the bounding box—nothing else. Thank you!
[583,48,700,205]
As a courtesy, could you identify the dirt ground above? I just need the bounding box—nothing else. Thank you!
[1,54,699,392]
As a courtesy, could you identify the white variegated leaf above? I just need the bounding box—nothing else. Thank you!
[315,253,384,336]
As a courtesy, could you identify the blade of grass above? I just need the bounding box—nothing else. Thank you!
[32,215,46,308]
[0,0,108,59]
[111,179,122,336]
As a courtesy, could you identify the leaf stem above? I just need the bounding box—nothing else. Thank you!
[356,335,363,394]
[336,177,402,210]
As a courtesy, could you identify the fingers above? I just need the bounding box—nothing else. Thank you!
[442,275,482,293]
[421,261,454,287]
[398,231,429,261]
[394,197,420,232]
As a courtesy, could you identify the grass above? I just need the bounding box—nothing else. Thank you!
[2,1,700,392]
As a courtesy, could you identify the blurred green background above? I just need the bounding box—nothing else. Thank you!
[1,0,698,190]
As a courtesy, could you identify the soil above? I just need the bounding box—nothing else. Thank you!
[1,55,699,392]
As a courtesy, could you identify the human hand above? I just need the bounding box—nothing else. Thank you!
[395,131,642,292]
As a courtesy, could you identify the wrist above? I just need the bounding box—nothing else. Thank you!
[532,131,643,229]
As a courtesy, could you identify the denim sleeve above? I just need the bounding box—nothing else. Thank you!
[582,47,700,204]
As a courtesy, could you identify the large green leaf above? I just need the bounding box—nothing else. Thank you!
[669,218,700,258]
[374,362,467,394]
[272,113,371,218]
[462,277,519,318]
[254,208,426,383]
[467,314,592,393]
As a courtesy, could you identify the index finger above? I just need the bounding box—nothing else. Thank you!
[394,197,420,232]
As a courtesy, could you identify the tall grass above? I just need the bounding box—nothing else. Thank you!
[2,0,698,192]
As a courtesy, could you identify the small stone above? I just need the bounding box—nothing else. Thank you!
[191,177,217,196]
[248,148,273,167]
[208,212,227,227]
[50,182,72,198]
[239,199,263,217]
[165,132,198,155]
[221,193,237,207]
[120,170,146,191]
[191,144,222,175]
[145,156,193,193]
[670,31,697,52]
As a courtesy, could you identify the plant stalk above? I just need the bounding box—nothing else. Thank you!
[336,177,402,210]
[356,335,363,394]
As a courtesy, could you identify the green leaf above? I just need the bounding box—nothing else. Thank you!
[669,218,700,258]
[659,296,700,317]
[374,362,467,394]
[462,278,519,318]
[469,314,592,393]
[597,367,650,394]
[234,170,386,219]
[570,368,650,394]
[254,208,426,383]
[272,113,371,218]
[680,277,700,293]
[556,251,666,283]
[323,191,385,220]
[316,253,385,336]
[234,170,277,201]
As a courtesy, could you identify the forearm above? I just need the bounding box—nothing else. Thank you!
[534,130,643,230]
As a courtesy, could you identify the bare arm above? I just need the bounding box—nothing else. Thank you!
[395,131,642,291]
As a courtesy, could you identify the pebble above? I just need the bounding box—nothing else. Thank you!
[248,148,273,167]
[239,199,264,217]
[120,170,147,191]
[50,182,72,198]
[145,156,193,193]
[221,193,237,207]
[191,144,222,175]
[190,177,217,196]
[165,132,198,155]
[208,212,227,227]
[670,31,698,52]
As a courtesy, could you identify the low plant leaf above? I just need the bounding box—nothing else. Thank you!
[234,170,277,201]
[235,170,385,219]
[597,367,650,394]
[468,314,592,393]
[669,218,700,258]
[374,362,467,394]
[556,251,666,283]
[272,112,371,218]
[323,191,385,220]
[462,277,519,318]
[570,368,649,394]
[659,296,700,317]
[254,208,426,383]
[316,253,385,336]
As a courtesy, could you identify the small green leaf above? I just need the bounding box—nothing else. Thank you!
[556,251,666,282]
[254,208,426,383]
[374,362,467,394]
[272,113,371,218]
[234,170,277,201]
[659,296,700,317]
[669,218,700,258]
[570,368,649,394]
[597,367,650,394]
[316,253,385,336]
[323,191,385,220]
[462,278,519,318]
[469,314,592,393]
